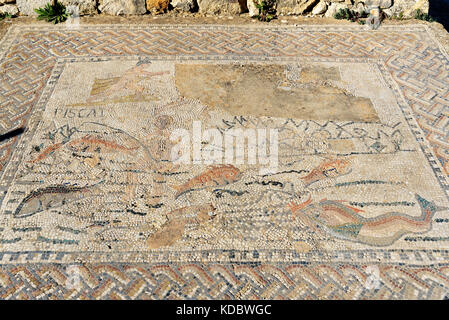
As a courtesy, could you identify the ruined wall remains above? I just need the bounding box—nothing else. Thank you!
[0,0,430,20]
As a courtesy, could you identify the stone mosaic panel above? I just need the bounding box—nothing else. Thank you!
[0,24,448,299]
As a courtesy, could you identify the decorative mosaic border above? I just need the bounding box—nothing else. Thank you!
[1,262,449,299]
[1,248,449,265]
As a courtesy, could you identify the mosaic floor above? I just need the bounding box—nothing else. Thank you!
[0,23,449,299]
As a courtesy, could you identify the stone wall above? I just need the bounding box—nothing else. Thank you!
[0,0,429,19]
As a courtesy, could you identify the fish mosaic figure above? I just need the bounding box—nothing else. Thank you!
[301,158,352,187]
[288,194,445,246]
[27,134,139,163]
[13,183,101,218]
[171,164,242,199]
[147,203,216,249]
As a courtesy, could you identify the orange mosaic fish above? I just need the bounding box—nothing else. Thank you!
[28,134,139,163]
[302,158,351,187]
[171,164,242,199]
[147,203,216,249]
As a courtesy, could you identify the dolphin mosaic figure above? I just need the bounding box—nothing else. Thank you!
[288,194,446,246]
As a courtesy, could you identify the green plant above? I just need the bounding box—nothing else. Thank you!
[253,0,276,22]
[414,9,435,22]
[334,8,368,24]
[391,11,405,20]
[34,1,69,24]
[0,12,13,21]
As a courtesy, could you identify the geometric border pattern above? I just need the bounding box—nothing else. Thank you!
[0,263,448,300]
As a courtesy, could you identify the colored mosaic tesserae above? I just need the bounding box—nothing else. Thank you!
[0,23,449,300]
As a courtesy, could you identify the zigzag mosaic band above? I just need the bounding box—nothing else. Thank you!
[1,263,449,300]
